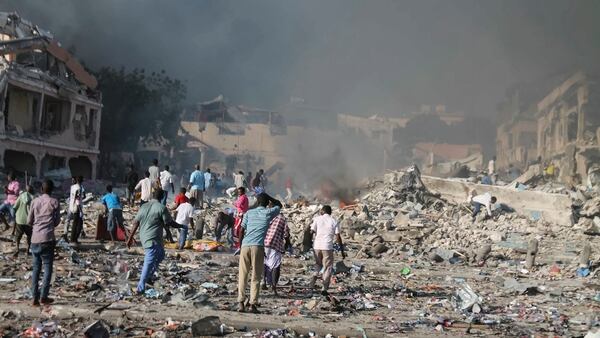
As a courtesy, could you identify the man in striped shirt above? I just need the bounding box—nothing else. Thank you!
[263,209,290,296]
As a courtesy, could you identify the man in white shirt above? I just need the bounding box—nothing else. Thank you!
[67,176,84,243]
[226,171,246,198]
[148,159,160,188]
[471,192,497,221]
[204,168,213,199]
[159,165,175,205]
[309,205,345,294]
[488,156,496,175]
[135,171,153,205]
[233,171,245,188]
[174,198,196,249]
[488,156,497,184]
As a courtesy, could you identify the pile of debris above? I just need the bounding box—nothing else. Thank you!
[277,167,553,265]
[1,164,600,337]
[573,189,600,235]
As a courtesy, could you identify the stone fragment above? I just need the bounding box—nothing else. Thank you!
[191,316,223,337]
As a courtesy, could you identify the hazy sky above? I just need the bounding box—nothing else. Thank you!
[2,0,599,117]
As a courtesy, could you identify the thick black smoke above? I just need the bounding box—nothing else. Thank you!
[2,0,599,116]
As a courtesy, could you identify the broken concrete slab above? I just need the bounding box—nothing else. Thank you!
[421,175,573,226]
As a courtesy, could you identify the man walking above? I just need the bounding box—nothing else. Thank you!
[125,165,139,206]
[204,168,213,199]
[252,173,263,194]
[237,193,281,313]
[259,169,267,189]
[159,165,175,205]
[135,171,152,205]
[227,171,246,197]
[13,185,34,256]
[263,206,289,296]
[127,189,174,294]
[173,197,195,249]
[233,171,245,189]
[488,156,497,184]
[187,165,205,209]
[309,205,345,295]
[285,176,293,201]
[68,176,84,243]
[101,185,124,242]
[148,159,160,188]
[28,180,60,306]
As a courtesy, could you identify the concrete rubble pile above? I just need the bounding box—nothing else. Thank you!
[1,169,600,337]
[573,191,600,236]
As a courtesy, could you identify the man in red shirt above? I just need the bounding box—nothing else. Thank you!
[171,187,189,210]
[285,177,293,201]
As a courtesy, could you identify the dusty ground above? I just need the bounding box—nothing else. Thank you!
[0,209,599,338]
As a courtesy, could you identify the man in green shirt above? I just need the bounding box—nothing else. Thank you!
[13,185,34,257]
[127,189,174,293]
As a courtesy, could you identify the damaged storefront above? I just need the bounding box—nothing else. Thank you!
[0,12,101,179]
[536,71,600,184]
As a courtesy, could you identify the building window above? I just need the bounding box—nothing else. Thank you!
[41,97,69,133]
[87,109,97,138]
[567,112,578,142]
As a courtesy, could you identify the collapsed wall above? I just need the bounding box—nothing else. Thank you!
[421,175,573,226]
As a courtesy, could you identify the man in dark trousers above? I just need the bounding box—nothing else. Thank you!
[125,164,139,206]
[28,180,61,306]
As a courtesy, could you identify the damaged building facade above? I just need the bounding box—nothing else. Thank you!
[0,12,102,179]
[337,106,481,175]
[497,71,600,183]
[179,95,292,174]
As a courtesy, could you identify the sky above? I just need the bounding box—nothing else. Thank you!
[2,0,599,118]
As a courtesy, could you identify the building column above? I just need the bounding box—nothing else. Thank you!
[35,153,43,178]
[91,157,97,180]
[0,145,5,169]
[577,104,586,143]
[0,79,8,135]
[65,156,72,178]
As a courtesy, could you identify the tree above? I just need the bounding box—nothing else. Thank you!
[95,67,187,153]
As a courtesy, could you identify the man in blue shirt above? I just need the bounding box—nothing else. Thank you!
[102,185,124,242]
[237,193,281,313]
[187,165,205,209]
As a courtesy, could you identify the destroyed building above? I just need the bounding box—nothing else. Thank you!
[536,71,600,183]
[0,13,102,179]
[337,105,466,151]
[413,142,483,176]
[497,71,600,183]
[496,118,537,170]
[337,106,478,172]
[179,95,297,174]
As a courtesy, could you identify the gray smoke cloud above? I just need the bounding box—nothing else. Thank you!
[2,0,599,116]
[2,0,599,189]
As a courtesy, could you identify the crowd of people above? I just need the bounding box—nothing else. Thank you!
[0,159,337,313]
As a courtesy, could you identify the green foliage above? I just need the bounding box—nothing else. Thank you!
[95,67,187,152]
